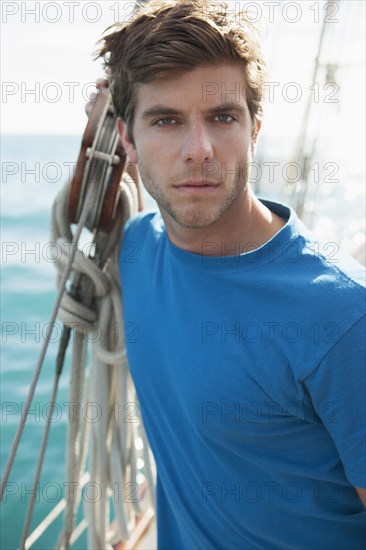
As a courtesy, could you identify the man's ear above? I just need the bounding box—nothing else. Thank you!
[251,119,262,156]
[117,118,138,163]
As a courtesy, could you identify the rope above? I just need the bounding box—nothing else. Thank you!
[25,473,90,550]
[61,332,88,550]
[2,170,155,549]
[50,174,155,549]
[2,6,155,548]
[0,180,98,502]
[19,368,63,550]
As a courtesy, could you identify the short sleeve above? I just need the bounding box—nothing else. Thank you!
[304,314,366,488]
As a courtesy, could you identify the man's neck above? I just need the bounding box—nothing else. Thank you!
[161,193,286,257]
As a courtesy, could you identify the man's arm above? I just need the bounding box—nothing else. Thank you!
[304,315,366,508]
[355,486,366,507]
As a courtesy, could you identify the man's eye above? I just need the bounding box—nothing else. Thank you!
[215,114,235,123]
[154,118,176,127]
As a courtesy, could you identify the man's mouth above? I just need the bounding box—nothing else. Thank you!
[175,181,220,192]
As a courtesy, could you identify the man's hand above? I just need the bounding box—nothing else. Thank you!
[355,486,366,507]
[85,78,109,117]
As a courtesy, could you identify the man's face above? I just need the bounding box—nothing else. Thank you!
[119,64,260,230]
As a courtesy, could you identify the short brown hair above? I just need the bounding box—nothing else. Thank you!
[97,0,267,141]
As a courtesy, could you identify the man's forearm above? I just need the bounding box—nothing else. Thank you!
[355,486,366,507]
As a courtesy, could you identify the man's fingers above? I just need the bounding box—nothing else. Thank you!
[85,78,109,116]
[96,78,109,90]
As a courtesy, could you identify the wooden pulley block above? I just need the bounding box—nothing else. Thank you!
[69,86,126,233]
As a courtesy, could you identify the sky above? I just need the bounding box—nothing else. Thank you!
[1,0,130,134]
[0,0,365,258]
[1,0,364,147]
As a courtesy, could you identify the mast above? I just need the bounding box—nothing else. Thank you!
[292,1,340,218]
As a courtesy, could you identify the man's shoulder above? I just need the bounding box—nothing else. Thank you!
[280,224,366,326]
[123,209,163,241]
[263,198,365,293]
[300,237,365,291]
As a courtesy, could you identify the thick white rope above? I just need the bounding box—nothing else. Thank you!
[62,332,88,550]
[0,181,98,503]
[51,175,155,550]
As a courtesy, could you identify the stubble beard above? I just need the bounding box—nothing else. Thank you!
[138,160,250,229]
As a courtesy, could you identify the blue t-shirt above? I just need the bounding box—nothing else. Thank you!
[120,200,366,550]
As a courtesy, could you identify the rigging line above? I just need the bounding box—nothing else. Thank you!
[0,179,98,502]
[19,367,63,550]
[294,1,336,216]
[24,473,90,550]
[336,0,355,68]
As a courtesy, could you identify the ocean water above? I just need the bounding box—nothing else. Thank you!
[1,135,93,550]
[1,134,159,550]
[1,133,364,550]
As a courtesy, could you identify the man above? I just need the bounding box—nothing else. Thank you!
[98,1,366,548]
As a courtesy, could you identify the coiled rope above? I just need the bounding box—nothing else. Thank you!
[2,172,155,550]
[0,180,98,503]
[51,174,156,549]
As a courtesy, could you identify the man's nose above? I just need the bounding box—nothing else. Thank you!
[180,122,214,163]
